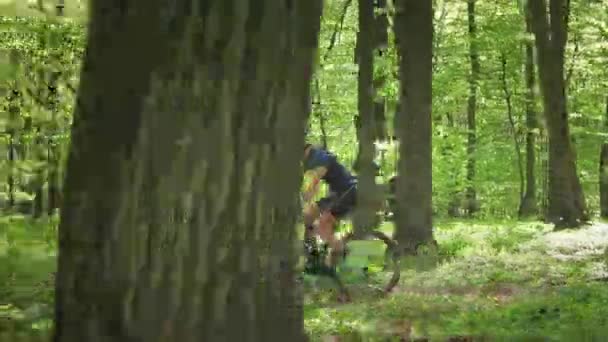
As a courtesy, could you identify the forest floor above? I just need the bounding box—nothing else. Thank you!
[304,219,608,341]
[2,216,608,340]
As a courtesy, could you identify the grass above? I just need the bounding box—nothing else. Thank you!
[0,215,56,340]
[304,219,608,340]
[2,215,608,340]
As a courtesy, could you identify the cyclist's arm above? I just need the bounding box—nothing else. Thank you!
[303,166,327,202]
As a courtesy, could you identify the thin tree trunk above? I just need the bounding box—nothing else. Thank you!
[6,90,21,210]
[465,0,480,216]
[353,0,378,235]
[48,72,61,216]
[53,1,322,341]
[313,78,329,149]
[601,96,608,219]
[393,0,434,253]
[601,144,608,219]
[519,11,539,218]
[7,133,15,209]
[500,53,525,211]
[528,0,587,228]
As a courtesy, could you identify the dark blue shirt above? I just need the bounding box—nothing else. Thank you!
[303,147,357,194]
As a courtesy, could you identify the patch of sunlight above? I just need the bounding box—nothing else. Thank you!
[540,222,608,261]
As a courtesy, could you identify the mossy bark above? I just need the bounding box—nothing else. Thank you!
[53,0,322,341]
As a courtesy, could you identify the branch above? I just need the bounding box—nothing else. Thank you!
[322,0,353,62]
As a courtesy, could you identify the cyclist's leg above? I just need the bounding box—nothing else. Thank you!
[303,202,320,239]
[314,197,336,243]
[318,189,357,252]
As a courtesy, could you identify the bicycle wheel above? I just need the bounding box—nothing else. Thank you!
[340,230,400,293]
[302,235,352,302]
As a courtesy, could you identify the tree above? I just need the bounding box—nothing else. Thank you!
[465,0,480,216]
[518,7,539,218]
[392,0,434,252]
[352,0,377,235]
[53,0,322,341]
[528,0,588,228]
[601,96,608,219]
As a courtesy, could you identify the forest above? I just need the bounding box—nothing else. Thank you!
[0,0,607,340]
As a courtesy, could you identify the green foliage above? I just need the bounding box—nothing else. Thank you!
[0,216,56,337]
[1,0,607,339]
[309,0,608,218]
[0,16,84,211]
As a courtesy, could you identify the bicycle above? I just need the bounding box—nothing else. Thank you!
[301,183,401,302]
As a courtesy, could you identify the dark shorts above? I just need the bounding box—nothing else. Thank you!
[316,186,357,219]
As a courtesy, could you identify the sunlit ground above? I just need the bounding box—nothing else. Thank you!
[3,216,608,340]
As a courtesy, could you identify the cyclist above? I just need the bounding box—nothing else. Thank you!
[302,143,358,257]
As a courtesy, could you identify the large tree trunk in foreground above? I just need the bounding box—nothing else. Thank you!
[519,10,539,218]
[392,0,434,253]
[528,0,587,228]
[465,0,480,217]
[53,1,322,341]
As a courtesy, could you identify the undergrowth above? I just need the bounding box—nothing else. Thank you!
[2,216,608,340]
[304,219,608,340]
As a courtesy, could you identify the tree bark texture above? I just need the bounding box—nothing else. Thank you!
[353,0,379,235]
[465,0,480,216]
[53,1,322,341]
[519,10,539,218]
[392,0,434,252]
[528,0,588,228]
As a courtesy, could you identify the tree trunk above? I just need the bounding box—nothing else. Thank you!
[313,78,329,149]
[48,143,61,215]
[519,11,539,218]
[500,53,525,215]
[465,0,480,216]
[33,126,45,218]
[528,0,587,228]
[53,1,322,341]
[353,0,379,235]
[47,70,62,216]
[601,96,608,219]
[6,88,20,210]
[393,0,434,253]
[601,144,608,219]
